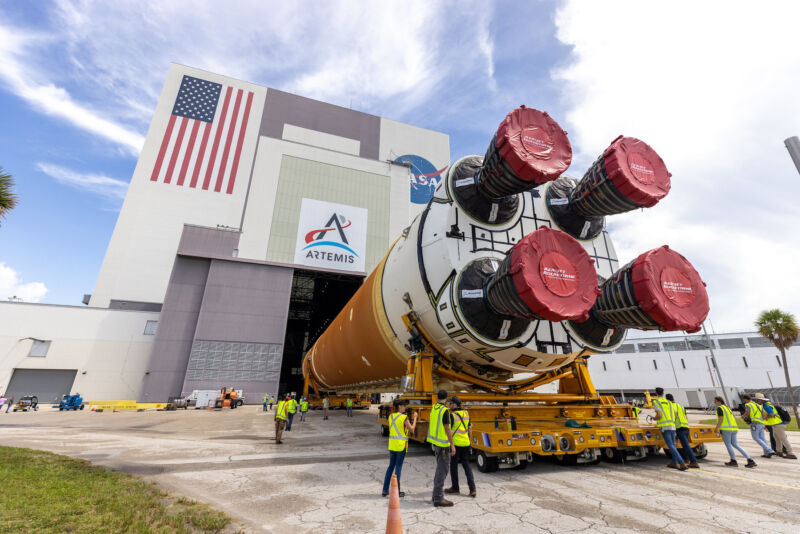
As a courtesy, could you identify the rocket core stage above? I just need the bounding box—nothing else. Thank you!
[303,107,709,393]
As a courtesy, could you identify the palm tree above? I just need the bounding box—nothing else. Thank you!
[0,166,18,224]
[755,309,800,424]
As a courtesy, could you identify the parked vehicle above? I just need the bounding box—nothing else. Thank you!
[13,395,38,412]
[57,394,84,411]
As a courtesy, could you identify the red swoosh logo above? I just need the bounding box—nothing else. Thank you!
[305,220,351,244]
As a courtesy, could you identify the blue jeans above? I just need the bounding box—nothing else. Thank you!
[300,410,307,422]
[287,412,295,430]
[676,428,698,463]
[383,450,406,493]
[721,430,750,460]
[347,406,353,417]
[662,429,684,465]
[750,423,774,455]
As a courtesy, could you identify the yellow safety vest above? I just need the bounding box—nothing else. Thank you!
[346,398,353,407]
[388,413,409,452]
[262,396,267,403]
[300,401,308,412]
[763,402,782,426]
[654,398,675,428]
[288,399,297,413]
[632,406,641,418]
[718,405,738,431]
[746,402,764,424]
[276,400,288,421]
[672,402,689,429]
[426,403,450,447]
[451,409,471,447]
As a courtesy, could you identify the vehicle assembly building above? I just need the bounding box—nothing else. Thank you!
[0,63,449,403]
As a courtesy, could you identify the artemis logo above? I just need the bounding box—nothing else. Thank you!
[302,213,359,262]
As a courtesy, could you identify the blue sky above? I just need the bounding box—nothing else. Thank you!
[2,1,800,333]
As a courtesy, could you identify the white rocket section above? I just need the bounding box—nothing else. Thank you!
[380,158,624,375]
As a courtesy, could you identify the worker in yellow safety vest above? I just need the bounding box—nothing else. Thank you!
[346,396,354,417]
[652,387,687,471]
[286,394,298,431]
[445,396,476,497]
[630,401,641,418]
[381,398,418,498]
[274,395,289,444]
[713,396,755,467]
[760,395,796,459]
[427,390,456,507]
[262,395,268,412]
[299,397,309,422]
[742,393,775,457]
[665,393,699,468]
[268,396,274,411]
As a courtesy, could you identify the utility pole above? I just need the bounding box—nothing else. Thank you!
[703,323,730,406]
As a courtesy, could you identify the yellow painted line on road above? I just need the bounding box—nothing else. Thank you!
[696,468,800,491]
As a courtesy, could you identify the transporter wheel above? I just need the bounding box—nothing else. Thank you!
[381,425,390,437]
[476,450,499,473]
[552,454,578,466]
[601,447,626,463]
[80,405,85,410]
[693,443,708,459]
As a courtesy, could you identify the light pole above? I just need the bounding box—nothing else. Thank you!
[703,323,731,406]
[766,370,775,389]
[784,136,800,175]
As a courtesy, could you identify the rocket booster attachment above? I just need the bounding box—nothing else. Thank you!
[303,106,710,393]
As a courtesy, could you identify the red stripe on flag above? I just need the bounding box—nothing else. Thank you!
[177,120,201,186]
[164,117,188,184]
[189,122,212,188]
[202,86,233,190]
[214,89,243,192]
[150,114,177,182]
[226,91,254,195]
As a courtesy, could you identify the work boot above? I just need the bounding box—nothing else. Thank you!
[784,454,798,460]
[724,459,738,467]
[444,487,460,495]
[666,462,679,469]
[761,453,773,458]
[687,461,700,469]
[469,490,477,497]
[433,499,454,507]
[677,463,688,471]
[745,459,757,468]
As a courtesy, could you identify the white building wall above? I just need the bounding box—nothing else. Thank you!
[589,336,800,391]
[0,302,157,401]
[90,64,267,307]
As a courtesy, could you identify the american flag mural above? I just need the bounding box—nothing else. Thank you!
[150,75,255,194]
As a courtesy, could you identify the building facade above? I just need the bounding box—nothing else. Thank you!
[0,64,449,404]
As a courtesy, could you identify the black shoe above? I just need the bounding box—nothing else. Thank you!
[469,490,477,497]
[382,492,388,497]
[746,459,757,468]
[399,491,405,498]
[761,453,773,458]
[724,460,738,467]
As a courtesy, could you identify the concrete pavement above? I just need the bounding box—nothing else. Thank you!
[1,406,799,533]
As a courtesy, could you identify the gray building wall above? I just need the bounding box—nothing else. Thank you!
[139,256,210,401]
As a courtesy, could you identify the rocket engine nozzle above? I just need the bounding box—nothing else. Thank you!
[485,227,600,322]
[478,106,572,199]
[592,245,708,333]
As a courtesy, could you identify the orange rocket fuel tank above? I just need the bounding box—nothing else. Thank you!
[304,253,407,390]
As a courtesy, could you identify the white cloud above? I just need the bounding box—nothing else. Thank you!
[0,263,47,303]
[0,1,499,154]
[554,0,800,332]
[0,24,145,154]
[36,163,129,201]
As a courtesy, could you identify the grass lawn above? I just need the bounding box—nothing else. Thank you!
[699,416,798,431]
[0,446,233,533]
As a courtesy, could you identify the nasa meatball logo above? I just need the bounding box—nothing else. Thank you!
[294,198,367,273]
[302,213,358,264]
[394,154,448,205]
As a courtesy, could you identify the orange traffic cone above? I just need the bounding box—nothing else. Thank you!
[386,474,402,534]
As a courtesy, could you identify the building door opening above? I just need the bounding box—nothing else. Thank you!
[279,269,363,395]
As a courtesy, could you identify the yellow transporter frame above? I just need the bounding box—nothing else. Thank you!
[376,313,721,471]
[306,394,371,410]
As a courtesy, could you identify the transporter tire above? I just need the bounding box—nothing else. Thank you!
[693,443,708,459]
[601,447,626,463]
[476,450,499,473]
[553,454,578,466]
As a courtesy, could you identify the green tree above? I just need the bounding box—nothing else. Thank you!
[0,166,18,224]
[755,309,800,424]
